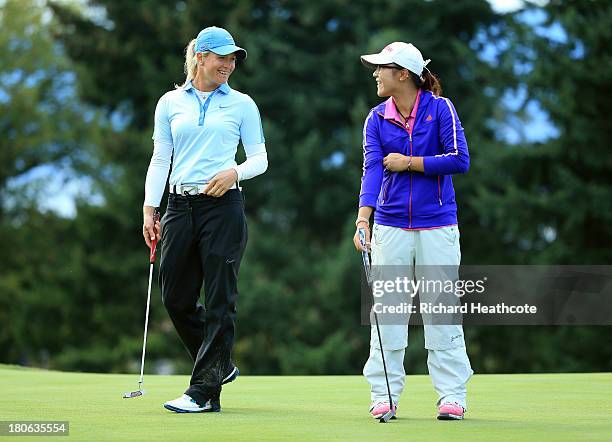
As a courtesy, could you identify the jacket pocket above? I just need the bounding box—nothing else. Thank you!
[380,124,407,153]
[380,175,393,205]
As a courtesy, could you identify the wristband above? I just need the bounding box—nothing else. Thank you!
[355,216,370,227]
[407,156,413,172]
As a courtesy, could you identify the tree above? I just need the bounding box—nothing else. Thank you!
[0,0,104,365]
[5,0,606,375]
[473,0,612,264]
[456,0,612,373]
[46,0,511,374]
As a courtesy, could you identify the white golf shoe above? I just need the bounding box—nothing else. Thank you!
[163,394,220,413]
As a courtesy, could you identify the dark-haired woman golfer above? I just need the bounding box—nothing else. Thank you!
[354,42,473,420]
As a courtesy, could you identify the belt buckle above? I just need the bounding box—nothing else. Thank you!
[182,185,199,196]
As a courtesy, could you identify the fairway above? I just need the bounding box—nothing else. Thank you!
[0,366,610,441]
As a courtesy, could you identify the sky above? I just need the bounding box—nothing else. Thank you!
[487,0,548,13]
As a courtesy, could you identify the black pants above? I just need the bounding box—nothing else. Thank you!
[159,190,247,405]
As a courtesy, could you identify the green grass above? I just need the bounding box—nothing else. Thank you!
[1,365,611,441]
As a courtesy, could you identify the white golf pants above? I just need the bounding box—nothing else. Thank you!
[363,224,474,410]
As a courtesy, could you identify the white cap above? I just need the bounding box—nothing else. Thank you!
[360,42,431,77]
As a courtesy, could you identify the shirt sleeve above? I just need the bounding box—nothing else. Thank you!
[232,147,268,181]
[239,96,265,146]
[359,109,384,208]
[152,94,173,145]
[422,98,470,176]
[144,140,172,207]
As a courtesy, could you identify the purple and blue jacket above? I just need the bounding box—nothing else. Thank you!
[359,90,470,229]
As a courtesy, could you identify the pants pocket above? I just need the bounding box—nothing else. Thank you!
[160,213,168,241]
[441,226,459,247]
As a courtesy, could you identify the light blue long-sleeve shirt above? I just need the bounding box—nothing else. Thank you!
[152,81,265,186]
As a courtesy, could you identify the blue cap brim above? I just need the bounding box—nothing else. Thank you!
[210,44,247,60]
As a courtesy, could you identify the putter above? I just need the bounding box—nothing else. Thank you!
[124,210,161,399]
[359,228,396,423]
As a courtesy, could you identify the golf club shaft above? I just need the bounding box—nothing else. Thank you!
[372,309,393,409]
[359,228,394,410]
[138,262,154,385]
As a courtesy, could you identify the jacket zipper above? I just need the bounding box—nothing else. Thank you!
[383,118,405,208]
[409,132,413,228]
[384,117,415,226]
[437,176,442,206]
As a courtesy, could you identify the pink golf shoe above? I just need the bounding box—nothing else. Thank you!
[437,402,465,420]
[369,400,397,419]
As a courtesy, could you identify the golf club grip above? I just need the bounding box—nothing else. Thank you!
[149,211,160,263]
[358,227,367,249]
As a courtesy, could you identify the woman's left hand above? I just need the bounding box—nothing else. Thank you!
[204,169,238,197]
[383,153,409,172]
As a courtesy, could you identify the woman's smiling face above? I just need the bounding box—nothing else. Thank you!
[201,52,237,85]
[373,65,405,97]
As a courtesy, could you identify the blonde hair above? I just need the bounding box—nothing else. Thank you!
[176,39,208,89]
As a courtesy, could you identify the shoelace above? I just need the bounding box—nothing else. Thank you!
[370,401,392,411]
[181,394,200,405]
[185,395,213,408]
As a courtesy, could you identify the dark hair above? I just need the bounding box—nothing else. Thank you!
[410,69,442,96]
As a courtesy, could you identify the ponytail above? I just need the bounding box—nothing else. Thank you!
[410,69,442,96]
[422,67,442,96]
[177,39,198,89]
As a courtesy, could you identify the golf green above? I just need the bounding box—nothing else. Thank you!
[1,365,610,441]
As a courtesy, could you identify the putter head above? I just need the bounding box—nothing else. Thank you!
[379,407,396,423]
[123,389,145,398]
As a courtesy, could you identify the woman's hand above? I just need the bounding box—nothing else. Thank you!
[353,208,373,252]
[353,222,371,252]
[204,169,238,197]
[143,206,161,248]
[383,153,409,172]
